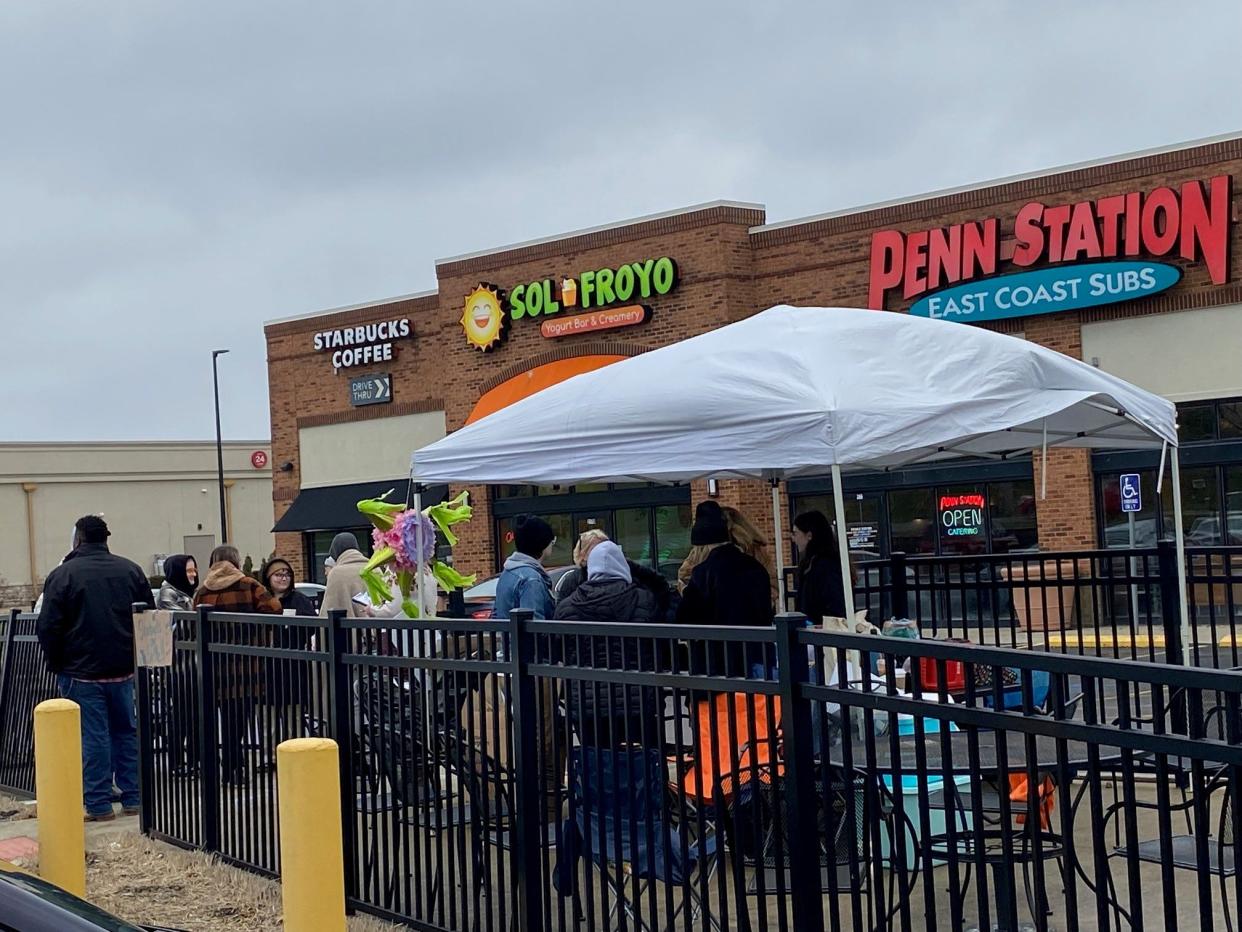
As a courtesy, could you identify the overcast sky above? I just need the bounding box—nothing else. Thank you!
[3,2,1239,442]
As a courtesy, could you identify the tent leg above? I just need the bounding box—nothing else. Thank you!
[771,480,786,611]
[1170,452,1191,667]
[831,465,857,621]
[413,484,425,618]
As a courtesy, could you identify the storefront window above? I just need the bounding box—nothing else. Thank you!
[307,527,373,584]
[1227,467,1242,544]
[1162,466,1221,545]
[888,488,935,555]
[497,513,574,567]
[654,504,693,580]
[987,480,1038,552]
[937,486,987,556]
[494,486,533,499]
[613,508,652,566]
[1178,403,1216,442]
[1218,402,1242,439]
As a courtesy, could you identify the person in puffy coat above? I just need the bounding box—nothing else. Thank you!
[554,541,664,747]
[559,529,678,624]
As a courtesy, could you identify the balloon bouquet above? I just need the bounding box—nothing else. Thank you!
[354,489,477,617]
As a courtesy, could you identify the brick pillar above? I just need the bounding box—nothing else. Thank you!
[1034,449,1096,550]
[451,484,495,578]
[273,499,308,580]
[1023,313,1097,552]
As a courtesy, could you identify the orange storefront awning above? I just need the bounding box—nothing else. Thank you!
[465,355,627,425]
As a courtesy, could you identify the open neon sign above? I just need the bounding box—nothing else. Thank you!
[939,494,985,537]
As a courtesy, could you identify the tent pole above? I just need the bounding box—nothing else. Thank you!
[412,483,425,618]
[770,479,786,611]
[1170,451,1191,667]
[831,464,857,621]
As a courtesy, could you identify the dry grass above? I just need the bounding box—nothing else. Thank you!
[81,833,399,932]
[0,793,36,821]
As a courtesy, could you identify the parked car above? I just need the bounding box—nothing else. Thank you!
[0,864,185,931]
[462,566,576,619]
[294,582,326,612]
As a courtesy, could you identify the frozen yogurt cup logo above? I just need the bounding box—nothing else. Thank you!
[461,283,508,351]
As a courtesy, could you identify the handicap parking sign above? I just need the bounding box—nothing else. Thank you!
[1120,473,1142,513]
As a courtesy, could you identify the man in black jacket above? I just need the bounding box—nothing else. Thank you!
[37,515,151,821]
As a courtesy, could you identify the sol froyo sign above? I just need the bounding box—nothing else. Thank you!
[460,257,678,351]
[868,175,1233,321]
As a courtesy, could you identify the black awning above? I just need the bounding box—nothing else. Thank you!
[272,479,449,533]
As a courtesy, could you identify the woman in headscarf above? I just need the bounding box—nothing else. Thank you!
[156,554,198,777]
[157,554,198,610]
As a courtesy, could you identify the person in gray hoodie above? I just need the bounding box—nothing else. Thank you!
[554,541,663,747]
[492,515,556,620]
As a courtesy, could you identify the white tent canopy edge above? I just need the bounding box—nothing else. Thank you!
[412,306,1185,653]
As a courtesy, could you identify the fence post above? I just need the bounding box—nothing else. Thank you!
[34,698,86,897]
[195,605,220,853]
[325,609,357,905]
[133,603,156,835]
[1157,540,1189,735]
[508,608,545,932]
[0,609,18,744]
[890,551,909,621]
[774,611,826,932]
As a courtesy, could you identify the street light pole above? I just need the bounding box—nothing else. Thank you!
[212,349,230,545]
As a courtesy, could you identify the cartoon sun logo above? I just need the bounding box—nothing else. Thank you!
[461,283,507,351]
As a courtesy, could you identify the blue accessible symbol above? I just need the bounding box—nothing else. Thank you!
[1120,473,1142,513]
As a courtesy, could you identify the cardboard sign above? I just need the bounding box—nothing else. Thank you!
[134,609,174,667]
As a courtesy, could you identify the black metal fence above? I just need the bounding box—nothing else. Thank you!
[0,610,57,797]
[791,542,1242,668]
[138,607,1242,931]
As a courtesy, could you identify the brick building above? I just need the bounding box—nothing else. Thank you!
[265,134,1242,586]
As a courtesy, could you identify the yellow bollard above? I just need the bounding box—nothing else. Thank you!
[277,738,346,931]
[34,698,86,897]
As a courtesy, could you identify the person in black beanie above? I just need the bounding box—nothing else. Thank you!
[37,515,151,820]
[493,514,557,620]
[676,500,773,675]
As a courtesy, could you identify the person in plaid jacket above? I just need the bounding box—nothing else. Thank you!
[193,544,281,785]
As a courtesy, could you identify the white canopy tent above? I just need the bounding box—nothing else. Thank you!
[412,306,1185,644]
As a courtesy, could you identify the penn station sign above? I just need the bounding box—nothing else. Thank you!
[868,175,1233,324]
[460,257,678,351]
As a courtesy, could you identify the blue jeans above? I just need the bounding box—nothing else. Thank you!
[56,675,139,816]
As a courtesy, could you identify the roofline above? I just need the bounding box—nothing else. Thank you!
[0,440,271,449]
[435,200,765,266]
[750,130,1242,234]
[264,290,438,328]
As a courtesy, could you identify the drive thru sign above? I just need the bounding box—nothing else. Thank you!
[1121,473,1142,512]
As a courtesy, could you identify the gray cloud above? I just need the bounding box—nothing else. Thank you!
[2,1,1238,440]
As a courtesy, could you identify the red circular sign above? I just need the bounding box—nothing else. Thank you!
[250,450,269,469]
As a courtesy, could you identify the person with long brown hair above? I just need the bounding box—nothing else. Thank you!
[677,504,780,608]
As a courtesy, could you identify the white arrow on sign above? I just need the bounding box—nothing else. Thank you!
[373,377,389,400]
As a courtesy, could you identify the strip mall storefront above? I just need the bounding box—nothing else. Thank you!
[265,135,1242,583]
